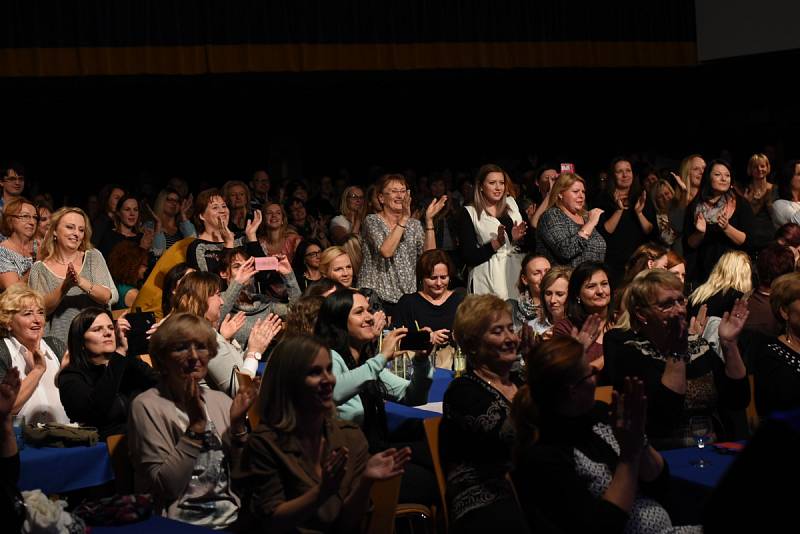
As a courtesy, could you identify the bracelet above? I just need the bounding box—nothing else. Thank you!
[397,223,406,229]
[84,283,94,294]
[426,227,434,231]
[232,428,248,439]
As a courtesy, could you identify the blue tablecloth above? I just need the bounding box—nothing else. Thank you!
[93,516,216,533]
[386,368,454,432]
[661,445,737,488]
[19,442,114,494]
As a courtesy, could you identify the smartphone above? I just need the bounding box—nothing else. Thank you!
[254,256,279,271]
[400,330,433,352]
[125,311,157,357]
[560,162,576,174]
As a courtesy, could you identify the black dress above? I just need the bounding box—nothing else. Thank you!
[392,288,466,334]
[595,193,657,285]
[58,353,159,439]
[752,338,800,417]
[440,370,530,533]
[603,329,750,448]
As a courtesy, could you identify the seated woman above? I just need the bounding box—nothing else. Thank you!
[511,337,694,534]
[282,295,325,337]
[291,239,323,293]
[97,194,159,259]
[440,294,530,533]
[29,207,118,346]
[32,203,52,255]
[257,202,303,263]
[507,254,551,330]
[687,250,752,318]
[128,313,258,529]
[553,261,612,370]
[171,272,282,395]
[0,198,39,290]
[57,308,158,439]
[330,186,367,244]
[0,285,69,424]
[235,335,410,532]
[752,273,800,416]
[152,187,196,251]
[536,172,606,267]
[530,266,572,339]
[160,263,194,317]
[604,269,749,448]
[665,249,687,286]
[319,246,356,289]
[393,249,467,369]
[107,240,149,310]
[611,242,668,320]
[186,189,263,274]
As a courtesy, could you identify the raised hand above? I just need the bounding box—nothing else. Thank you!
[511,221,527,242]
[185,378,207,433]
[670,171,687,191]
[587,208,604,225]
[0,367,21,419]
[140,227,155,250]
[244,210,262,240]
[493,224,507,249]
[688,304,708,336]
[364,447,412,481]
[402,191,412,219]
[370,310,387,339]
[614,190,628,210]
[525,202,537,226]
[719,298,748,344]
[247,313,283,354]
[570,313,603,351]
[275,254,292,276]
[115,315,131,355]
[230,375,259,427]
[694,212,706,234]
[610,377,648,460]
[220,311,247,341]
[218,216,235,246]
[180,194,194,221]
[425,196,448,222]
[634,191,647,214]
[234,257,257,285]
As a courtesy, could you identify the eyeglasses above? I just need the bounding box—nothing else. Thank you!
[305,250,321,258]
[651,295,687,313]
[12,214,39,222]
[384,189,407,195]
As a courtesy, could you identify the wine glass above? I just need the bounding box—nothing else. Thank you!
[689,416,713,468]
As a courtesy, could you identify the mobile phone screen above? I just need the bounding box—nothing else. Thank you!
[254,256,279,271]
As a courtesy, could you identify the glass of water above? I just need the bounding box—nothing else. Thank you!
[12,414,25,451]
[689,416,713,468]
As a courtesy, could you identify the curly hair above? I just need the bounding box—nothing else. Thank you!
[0,284,45,336]
[107,240,149,286]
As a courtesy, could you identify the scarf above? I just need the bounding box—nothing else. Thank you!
[695,190,734,224]
[515,291,541,326]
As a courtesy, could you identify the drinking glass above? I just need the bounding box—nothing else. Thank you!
[689,416,713,468]
[12,415,25,451]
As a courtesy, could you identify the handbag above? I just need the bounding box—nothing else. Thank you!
[23,423,99,448]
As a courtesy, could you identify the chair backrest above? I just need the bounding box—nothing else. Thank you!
[594,385,613,404]
[106,433,134,494]
[111,308,128,320]
[366,475,402,534]
[139,354,153,367]
[423,416,448,531]
[747,374,759,433]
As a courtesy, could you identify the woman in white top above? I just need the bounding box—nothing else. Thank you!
[458,164,527,300]
[0,198,39,290]
[771,159,800,227]
[28,207,118,346]
[330,186,366,244]
[0,284,69,424]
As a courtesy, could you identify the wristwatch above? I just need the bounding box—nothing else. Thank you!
[246,351,262,361]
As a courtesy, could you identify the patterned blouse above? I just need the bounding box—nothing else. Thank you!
[441,370,524,524]
[358,214,424,304]
[536,207,606,267]
[0,245,34,278]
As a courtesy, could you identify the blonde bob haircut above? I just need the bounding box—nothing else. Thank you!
[453,294,511,365]
[621,268,684,332]
[258,334,334,433]
[473,164,514,220]
[689,250,753,307]
[40,207,94,261]
[0,283,46,336]
[318,246,351,279]
[547,173,587,217]
[148,312,218,375]
[747,153,771,179]
[770,272,800,327]
[171,271,222,321]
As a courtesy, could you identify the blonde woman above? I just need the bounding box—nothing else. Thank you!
[257,202,302,263]
[318,246,354,288]
[688,250,753,318]
[330,186,366,244]
[652,178,681,248]
[738,153,778,252]
[535,173,606,267]
[678,153,706,207]
[28,207,118,345]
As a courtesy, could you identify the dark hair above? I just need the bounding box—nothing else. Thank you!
[193,188,224,233]
[66,307,115,370]
[778,160,800,201]
[107,240,149,286]
[416,249,455,291]
[217,246,251,278]
[293,239,324,281]
[314,289,388,447]
[566,261,611,326]
[620,242,668,288]
[757,243,796,288]
[608,156,642,201]
[161,262,193,316]
[303,277,340,297]
[776,223,800,248]
[698,159,734,202]
[97,184,125,215]
[517,253,549,294]
[2,161,25,178]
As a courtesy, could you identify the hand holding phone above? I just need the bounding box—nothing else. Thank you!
[254,256,279,271]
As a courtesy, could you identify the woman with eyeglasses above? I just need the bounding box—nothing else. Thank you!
[359,174,445,316]
[0,198,39,290]
[330,186,366,245]
[511,337,691,533]
[153,187,196,251]
[291,239,324,293]
[604,269,749,448]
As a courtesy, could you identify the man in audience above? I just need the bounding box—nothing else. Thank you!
[249,169,271,210]
[0,163,25,215]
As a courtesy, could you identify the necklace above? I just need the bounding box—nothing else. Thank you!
[53,251,81,266]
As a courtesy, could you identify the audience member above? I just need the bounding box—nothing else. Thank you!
[152,188,196,251]
[291,239,323,292]
[0,163,25,215]
[107,240,149,310]
[97,194,158,258]
[508,254,550,330]
[319,246,355,289]
[745,243,795,338]
[91,184,125,247]
[688,250,753,318]
[249,170,271,210]
[0,198,38,289]
[330,186,366,244]
[223,180,253,234]
[530,266,572,339]
[771,159,800,227]
[33,203,51,253]
[665,249,687,285]
[283,295,325,337]
[257,202,302,262]
[737,153,777,252]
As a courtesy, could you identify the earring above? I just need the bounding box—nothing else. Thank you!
[576,297,581,304]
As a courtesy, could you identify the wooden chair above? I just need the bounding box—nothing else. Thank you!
[366,475,434,534]
[423,416,448,533]
[139,354,153,367]
[111,308,128,320]
[106,434,134,494]
[594,385,613,404]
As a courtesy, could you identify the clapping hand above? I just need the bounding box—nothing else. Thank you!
[570,313,603,351]
[493,224,507,249]
[688,304,708,336]
[587,208,604,225]
[218,216,235,246]
[694,212,707,234]
[364,447,412,481]
[511,221,527,242]
[634,191,647,214]
[0,368,21,420]
[247,313,283,354]
[220,311,247,341]
[370,311,387,339]
[230,375,260,427]
[610,377,648,460]
[425,196,448,222]
[244,210,262,241]
[719,298,748,344]
[320,445,349,498]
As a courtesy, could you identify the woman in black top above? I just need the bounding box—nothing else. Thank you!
[58,308,158,439]
[291,239,324,293]
[684,159,754,285]
[595,158,656,285]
